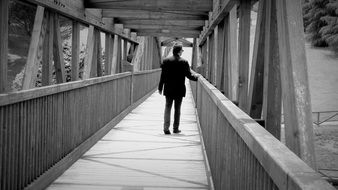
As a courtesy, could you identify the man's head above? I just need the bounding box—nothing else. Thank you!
[173,44,184,57]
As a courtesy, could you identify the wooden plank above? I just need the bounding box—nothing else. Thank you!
[263,0,281,140]
[222,16,230,97]
[216,19,225,91]
[247,0,266,117]
[228,5,238,102]
[198,0,238,46]
[102,9,208,20]
[22,6,46,90]
[83,26,95,79]
[137,31,200,38]
[237,0,251,111]
[86,0,212,12]
[71,21,80,81]
[118,19,205,27]
[23,0,138,44]
[123,24,202,31]
[53,14,66,83]
[112,35,122,74]
[42,12,54,86]
[105,33,113,75]
[276,0,316,168]
[96,30,103,77]
[0,0,9,93]
[213,27,218,86]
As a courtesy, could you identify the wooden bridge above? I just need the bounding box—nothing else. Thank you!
[0,0,336,189]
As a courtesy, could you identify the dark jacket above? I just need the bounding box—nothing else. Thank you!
[158,55,198,98]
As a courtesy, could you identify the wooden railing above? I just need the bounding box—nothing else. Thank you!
[190,77,335,190]
[0,69,161,190]
[133,69,161,103]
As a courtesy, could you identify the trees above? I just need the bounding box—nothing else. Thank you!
[303,0,338,51]
[320,0,338,51]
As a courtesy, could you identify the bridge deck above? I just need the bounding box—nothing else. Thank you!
[47,83,212,190]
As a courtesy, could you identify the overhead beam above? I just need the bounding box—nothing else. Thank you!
[198,0,238,46]
[137,31,200,38]
[123,24,202,31]
[102,9,208,20]
[86,0,212,12]
[117,19,206,27]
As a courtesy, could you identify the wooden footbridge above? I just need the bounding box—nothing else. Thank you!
[0,0,336,189]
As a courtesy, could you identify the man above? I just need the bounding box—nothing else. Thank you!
[158,44,199,135]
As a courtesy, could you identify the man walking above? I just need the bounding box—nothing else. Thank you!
[158,44,199,135]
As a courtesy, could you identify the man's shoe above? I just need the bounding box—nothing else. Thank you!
[164,130,171,135]
[173,129,181,134]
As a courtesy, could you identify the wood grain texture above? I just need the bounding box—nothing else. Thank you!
[237,0,251,112]
[53,14,66,83]
[22,6,46,90]
[247,0,266,117]
[276,0,316,168]
[0,0,9,93]
[42,12,54,86]
[228,5,238,102]
[71,21,80,81]
[262,0,281,139]
[83,26,95,79]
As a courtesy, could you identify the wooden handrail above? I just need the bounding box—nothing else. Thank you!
[191,77,335,190]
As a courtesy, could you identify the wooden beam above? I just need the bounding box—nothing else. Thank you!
[111,35,122,74]
[216,20,225,91]
[0,0,9,93]
[247,0,266,116]
[105,34,113,75]
[42,11,54,86]
[22,6,46,90]
[123,24,202,31]
[96,30,103,77]
[228,5,238,101]
[222,16,230,96]
[53,14,66,83]
[237,0,251,111]
[102,9,208,20]
[136,31,200,38]
[276,0,316,168]
[23,0,138,44]
[86,0,212,12]
[263,0,281,140]
[83,26,95,79]
[118,19,205,27]
[71,21,80,81]
[198,0,238,46]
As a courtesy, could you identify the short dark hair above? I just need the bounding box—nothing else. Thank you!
[173,44,183,56]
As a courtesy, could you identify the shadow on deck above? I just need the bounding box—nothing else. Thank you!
[47,83,212,190]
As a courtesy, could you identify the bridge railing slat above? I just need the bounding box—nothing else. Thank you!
[190,77,335,190]
[0,69,160,189]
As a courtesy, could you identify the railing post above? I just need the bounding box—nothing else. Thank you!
[130,69,134,105]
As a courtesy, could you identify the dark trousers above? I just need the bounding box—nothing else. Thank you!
[163,96,183,131]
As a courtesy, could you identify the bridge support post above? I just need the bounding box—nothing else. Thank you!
[276,0,316,169]
[238,0,251,111]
